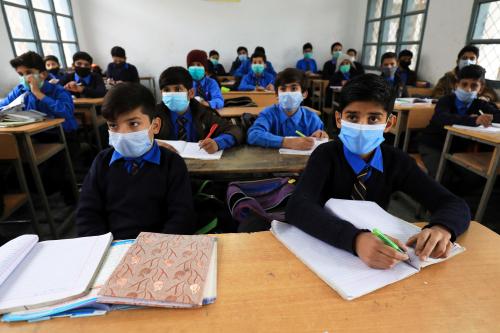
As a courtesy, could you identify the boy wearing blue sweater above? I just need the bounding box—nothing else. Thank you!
[238,53,275,92]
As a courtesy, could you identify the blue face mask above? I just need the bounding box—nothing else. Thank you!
[339,64,351,74]
[108,127,153,158]
[188,66,205,81]
[19,74,43,91]
[252,64,265,75]
[304,52,313,59]
[332,51,342,60]
[210,58,219,66]
[278,91,303,113]
[238,54,247,62]
[338,120,387,155]
[458,59,476,70]
[162,92,189,113]
[454,87,477,104]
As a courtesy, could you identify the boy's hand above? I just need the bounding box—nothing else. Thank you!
[406,225,452,260]
[282,137,315,150]
[475,114,493,127]
[199,138,219,154]
[64,81,80,93]
[156,141,178,154]
[355,232,409,269]
[265,83,275,91]
[311,130,329,139]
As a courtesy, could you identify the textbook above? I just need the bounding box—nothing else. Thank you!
[452,124,500,134]
[0,110,46,127]
[2,240,134,322]
[279,138,328,155]
[98,232,218,308]
[156,140,223,160]
[271,199,465,300]
[0,233,113,314]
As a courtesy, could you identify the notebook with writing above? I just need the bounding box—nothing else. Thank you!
[98,232,217,308]
[156,140,223,160]
[279,138,328,156]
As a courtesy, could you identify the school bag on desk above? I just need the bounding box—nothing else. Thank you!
[227,177,295,232]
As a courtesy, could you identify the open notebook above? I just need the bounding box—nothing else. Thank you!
[279,138,329,156]
[98,232,218,308]
[0,233,112,314]
[271,199,465,300]
[156,140,223,160]
[2,239,135,322]
[452,124,500,134]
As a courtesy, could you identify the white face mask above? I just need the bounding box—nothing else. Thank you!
[108,127,153,158]
[458,59,477,70]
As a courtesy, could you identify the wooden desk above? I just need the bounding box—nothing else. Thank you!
[218,106,321,119]
[216,76,236,87]
[391,103,435,152]
[73,98,105,150]
[311,79,329,110]
[184,145,309,175]
[436,126,500,222]
[407,87,433,97]
[222,91,276,107]
[0,119,78,238]
[2,222,498,332]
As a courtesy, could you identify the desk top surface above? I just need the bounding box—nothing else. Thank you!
[0,118,63,134]
[445,125,500,144]
[73,98,104,106]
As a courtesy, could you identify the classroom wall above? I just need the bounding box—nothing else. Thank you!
[0,18,18,95]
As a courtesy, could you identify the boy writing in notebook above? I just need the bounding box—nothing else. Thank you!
[186,49,224,110]
[60,51,106,98]
[155,66,243,154]
[286,74,470,269]
[76,83,195,239]
[106,46,140,84]
[419,65,500,177]
[44,55,65,83]
[247,68,328,150]
[238,52,275,91]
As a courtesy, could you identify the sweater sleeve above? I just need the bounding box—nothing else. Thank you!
[207,79,224,109]
[433,96,477,126]
[39,87,75,120]
[238,74,255,91]
[82,74,106,97]
[247,110,284,148]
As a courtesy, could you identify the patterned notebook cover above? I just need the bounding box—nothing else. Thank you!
[98,232,216,307]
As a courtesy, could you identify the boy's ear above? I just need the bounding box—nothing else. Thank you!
[188,88,195,100]
[302,89,308,100]
[151,116,161,135]
[335,111,342,128]
[478,81,485,94]
[384,114,397,133]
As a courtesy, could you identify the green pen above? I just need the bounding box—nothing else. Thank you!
[295,130,306,138]
[372,228,411,261]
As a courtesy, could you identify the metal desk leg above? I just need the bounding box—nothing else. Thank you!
[13,158,41,235]
[474,146,500,222]
[394,110,408,149]
[435,131,453,183]
[402,129,412,152]
[58,124,79,202]
[90,105,103,151]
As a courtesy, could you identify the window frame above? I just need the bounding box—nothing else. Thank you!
[0,0,79,68]
[361,0,430,72]
[467,0,500,88]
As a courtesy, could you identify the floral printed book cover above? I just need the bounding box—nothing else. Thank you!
[98,232,217,308]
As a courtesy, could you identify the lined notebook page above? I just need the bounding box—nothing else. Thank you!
[279,138,328,155]
[156,140,223,160]
[0,235,38,286]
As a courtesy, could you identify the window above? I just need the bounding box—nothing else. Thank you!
[1,0,79,68]
[467,0,500,85]
[361,0,429,71]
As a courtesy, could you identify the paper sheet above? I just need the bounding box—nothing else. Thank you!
[279,138,328,155]
[452,124,500,134]
[157,140,223,160]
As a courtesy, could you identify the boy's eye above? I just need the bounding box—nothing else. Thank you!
[368,116,381,123]
[346,115,358,122]
[130,121,140,127]
[108,123,117,129]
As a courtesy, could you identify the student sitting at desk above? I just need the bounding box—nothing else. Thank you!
[186,49,224,110]
[346,48,365,75]
[238,52,275,92]
[325,54,362,107]
[76,83,195,239]
[207,50,226,77]
[105,46,140,83]
[44,55,65,84]
[60,51,106,98]
[296,42,317,74]
[155,66,242,154]
[397,49,417,87]
[432,45,498,102]
[230,46,248,75]
[380,52,409,98]
[322,42,343,80]
[234,46,277,78]
[286,74,471,269]
[419,65,500,178]
[247,68,327,150]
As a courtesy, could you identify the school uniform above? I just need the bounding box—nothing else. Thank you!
[238,71,275,91]
[296,58,318,73]
[381,73,409,98]
[286,140,471,254]
[60,72,106,98]
[322,59,337,80]
[207,61,226,77]
[76,141,195,239]
[230,57,246,75]
[155,99,243,150]
[47,69,66,82]
[433,69,498,102]
[324,67,362,107]
[106,62,139,83]
[234,59,277,78]
[353,61,365,74]
[0,80,77,132]
[397,67,417,86]
[247,104,324,148]
[193,76,224,109]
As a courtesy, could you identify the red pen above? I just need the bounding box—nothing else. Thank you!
[199,124,218,150]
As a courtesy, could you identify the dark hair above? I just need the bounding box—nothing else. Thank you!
[347,48,357,56]
[254,46,265,54]
[251,52,267,63]
[398,49,413,59]
[10,51,45,72]
[457,64,486,82]
[73,51,93,64]
[275,68,307,92]
[381,51,397,64]
[457,45,479,59]
[339,74,394,114]
[331,42,343,51]
[43,55,60,65]
[102,83,156,121]
[303,42,313,51]
[237,46,248,53]
[209,50,219,57]
[111,46,126,58]
[159,66,193,90]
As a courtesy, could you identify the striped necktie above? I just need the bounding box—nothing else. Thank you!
[177,116,188,141]
[351,166,370,201]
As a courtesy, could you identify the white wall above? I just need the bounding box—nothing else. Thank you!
[0,17,18,95]
[70,0,366,90]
